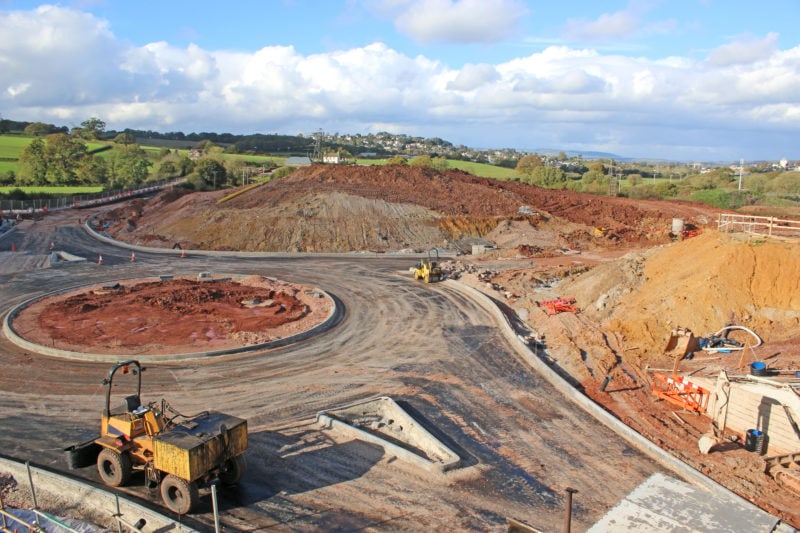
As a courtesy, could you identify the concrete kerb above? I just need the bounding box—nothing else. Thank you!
[2,276,341,363]
[442,280,772,510]
[0,457,197,532]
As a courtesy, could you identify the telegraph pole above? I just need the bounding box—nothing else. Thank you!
[738,159,744,191]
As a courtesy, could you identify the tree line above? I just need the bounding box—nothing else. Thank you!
[514,153,800,209]
[2,118,283,191]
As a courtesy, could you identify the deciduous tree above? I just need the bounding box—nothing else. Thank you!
[530,166,567,187]
[515,154,543,182]
[107,146,150,187]
[17,138,48,185]
[113,132,136,146]
[43,133,89,185]
[80,117,106,140]
[23,122,52,136]
[194,158,226,189]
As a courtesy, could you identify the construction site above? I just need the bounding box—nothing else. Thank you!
[0,163,799,532]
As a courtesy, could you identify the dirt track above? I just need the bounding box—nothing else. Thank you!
[0,210,673,532]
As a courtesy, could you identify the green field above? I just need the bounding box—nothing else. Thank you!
[0,161,17,174]
[0,135,31,159]
[0,186,103,194]
[446,160,517,180]
[226,153,285,166]
[354,158,518,180]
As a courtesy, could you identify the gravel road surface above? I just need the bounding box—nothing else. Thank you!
[0,212,672,531]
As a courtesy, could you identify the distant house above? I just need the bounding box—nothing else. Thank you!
[323,153,342,164]
[285,156,312,166]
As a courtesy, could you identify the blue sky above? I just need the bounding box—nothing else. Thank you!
[1,1,799,161]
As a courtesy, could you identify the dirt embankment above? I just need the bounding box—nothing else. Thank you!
[493,231,800,379]
[104,164,723,253]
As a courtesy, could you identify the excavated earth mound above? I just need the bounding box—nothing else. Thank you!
[13,276,331,355]
[94,163,800,526]
[504,230,800,379]
[104,164,724,253]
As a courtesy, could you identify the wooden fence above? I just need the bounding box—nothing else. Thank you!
[718,213,800,239]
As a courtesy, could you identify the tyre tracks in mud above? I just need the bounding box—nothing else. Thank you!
[0,211,673,531]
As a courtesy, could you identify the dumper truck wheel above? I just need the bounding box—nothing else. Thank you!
[219,455,247,486]
[97,448,132,487]
[161,475,198,515]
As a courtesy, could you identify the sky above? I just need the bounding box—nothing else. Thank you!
[1,1,799,162]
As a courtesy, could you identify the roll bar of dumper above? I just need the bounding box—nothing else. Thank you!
[102,360,143,418]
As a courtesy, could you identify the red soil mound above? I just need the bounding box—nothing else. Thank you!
[14,277,330,355]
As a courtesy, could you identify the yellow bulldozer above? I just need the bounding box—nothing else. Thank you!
[66,360,248,515]
[413,249,443,283]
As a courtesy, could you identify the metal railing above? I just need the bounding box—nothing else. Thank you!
[0,178,185,215]
[0,459,221,533]
[0,461,144,533]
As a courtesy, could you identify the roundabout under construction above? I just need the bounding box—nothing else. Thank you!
[4,274,335,360]
[0,188,796,531]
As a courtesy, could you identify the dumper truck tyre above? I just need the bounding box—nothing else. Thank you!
[219,454,247,486]
[161,474,198,515]
[97,448,132,487]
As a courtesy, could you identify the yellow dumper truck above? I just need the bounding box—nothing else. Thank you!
[66,360,247,515]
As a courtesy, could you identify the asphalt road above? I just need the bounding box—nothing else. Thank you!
[0,212,671,531]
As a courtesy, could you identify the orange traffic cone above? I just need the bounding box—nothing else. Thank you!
[180,246,186,258]
[98,254,103,265]
[10,243,15,252]
[130,251,136,262]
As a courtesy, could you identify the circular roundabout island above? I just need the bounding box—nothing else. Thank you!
[5,274,335,360]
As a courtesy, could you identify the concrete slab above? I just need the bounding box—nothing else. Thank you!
[317,396,460,472]
[49,250,87,266]
[588,473,784,532]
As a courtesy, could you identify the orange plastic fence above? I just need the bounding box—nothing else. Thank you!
[537,297,579,315]
[651,373,709,413]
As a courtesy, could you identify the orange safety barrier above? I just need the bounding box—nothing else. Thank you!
[651,373,709,413]
[537,297,579,316]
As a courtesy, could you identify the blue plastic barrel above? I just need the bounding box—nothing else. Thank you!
[745,429,766,454]
[750,361,767,376]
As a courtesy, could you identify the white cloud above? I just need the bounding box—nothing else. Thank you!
[0,6,128,106]
[564,9,640,41]
[446,64,499,91]
[368,0,528,44]
[707,33,779,66]
[0,6,799,160]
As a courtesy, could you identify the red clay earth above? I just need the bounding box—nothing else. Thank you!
[12,276,331,355]
[103,164,727,253]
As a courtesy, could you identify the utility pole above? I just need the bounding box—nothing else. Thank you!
[738,159,744,191]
